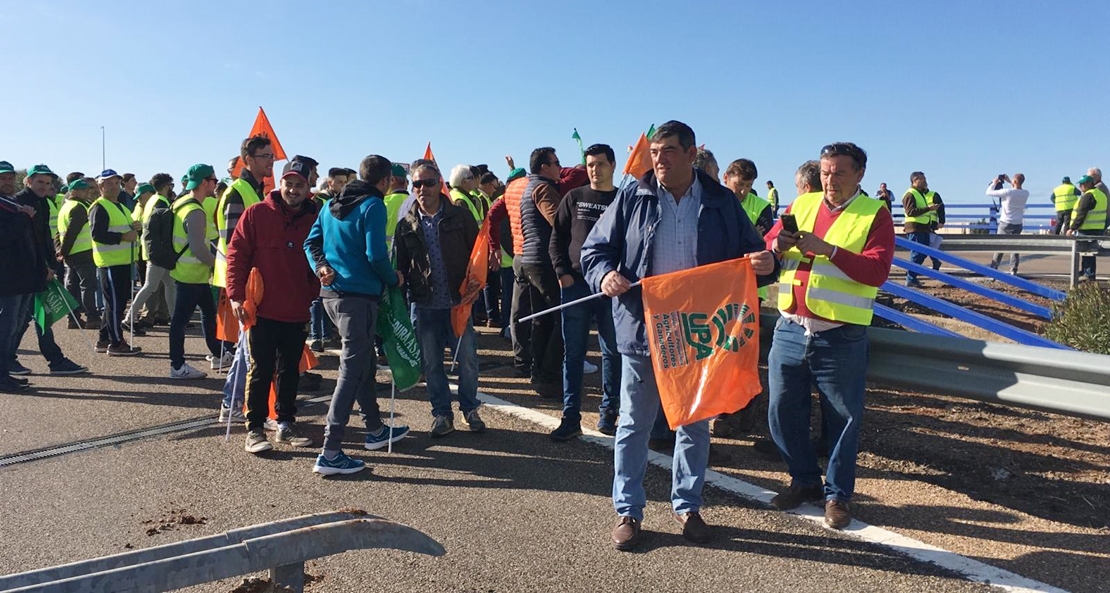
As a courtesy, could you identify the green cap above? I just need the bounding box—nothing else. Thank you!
[27,164,56,178]
[0,161,14,174]
[68,178,90,191]
[1077,175,1095,185]
[391,163,406,178]
[507,167,527,183]
[135,183,155,196]
[185,163,215,190]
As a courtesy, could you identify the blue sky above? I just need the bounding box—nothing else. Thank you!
[1,0,1106,206]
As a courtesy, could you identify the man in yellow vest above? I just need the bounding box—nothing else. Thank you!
[214,135,273,290]
[169,165,223,380]
[900,171,943,287]
[1051,176,1080,235]
[58,178,100,329]
[126,174,177,330]
[766,142,894,530]
[89,169,141,356]
[766,180,780,218]
[449,164,487,224]
[1066,175,1108,281]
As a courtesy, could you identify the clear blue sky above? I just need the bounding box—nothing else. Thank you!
[2,0,1106,205]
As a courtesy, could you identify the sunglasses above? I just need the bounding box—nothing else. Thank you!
[251,153,276,160]
[412,179,439,189]
[820,143,864,168]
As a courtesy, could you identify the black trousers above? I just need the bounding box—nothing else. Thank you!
[518,262,563,383]
[245,317,307,431]
[97,264,132,345]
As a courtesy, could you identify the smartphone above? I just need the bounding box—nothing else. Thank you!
[780,214,799,234]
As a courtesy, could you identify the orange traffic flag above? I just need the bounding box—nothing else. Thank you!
[422,142,453,198]
[624,133,652,179]
[641,257,762,429]
[423,142,435,162]
[450,219,491,338]
[232,107,285,194]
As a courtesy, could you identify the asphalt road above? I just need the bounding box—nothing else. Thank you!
[0,320,997,593]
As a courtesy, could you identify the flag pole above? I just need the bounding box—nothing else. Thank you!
[519,281,641,323]
[387,382,396,454]
[225,328,246,442]
[53,280,95,353]
[128,242,135,346]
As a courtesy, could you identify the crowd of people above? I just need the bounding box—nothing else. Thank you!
[0,119,1105,551]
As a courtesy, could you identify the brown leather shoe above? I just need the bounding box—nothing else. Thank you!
[611,516,641,551]
[770,484,824,510]
[673,511,712,544]
[824,499,852,530]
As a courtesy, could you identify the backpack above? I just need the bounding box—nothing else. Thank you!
[144,201,189,270]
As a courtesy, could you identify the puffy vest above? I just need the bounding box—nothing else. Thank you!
[170,196,211,284]
[1074,188,1108,231]
[778,192,883,325]
[140,195,171,262]
[1054,183,1080,213]
[519,175,556,265]
[213,178,262,287]
[740,192,771,299]
[383,191,408,245]
[90,197,136,268]
[57,199,92,256]
[903,188,937,226]
[503,177,527,256]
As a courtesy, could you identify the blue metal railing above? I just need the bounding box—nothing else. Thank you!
[894,237,1067,301]
[888,202,1059,232]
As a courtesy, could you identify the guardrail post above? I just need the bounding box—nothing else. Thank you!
[1071,239,1080,287]
[271,561,305,592]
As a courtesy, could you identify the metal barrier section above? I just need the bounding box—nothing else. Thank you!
[896,236,1067,300]
[872,303,962,337]
[894,259,1053,320]
[0,512,445,593]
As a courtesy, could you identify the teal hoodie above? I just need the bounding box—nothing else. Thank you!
[304,180,398,298]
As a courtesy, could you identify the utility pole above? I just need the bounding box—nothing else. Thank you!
[101,126,106,170]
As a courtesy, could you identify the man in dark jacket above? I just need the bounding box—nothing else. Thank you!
[228,159,320,454]
[394,161,486,439]
[304,155,409,476]
[581,121,777,551]
[11,164,87,376]
[0,162,43,392]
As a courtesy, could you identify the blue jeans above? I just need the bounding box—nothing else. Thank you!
[613,353,710,520]
[767,316,868,502]
[559,280,619,422]
[221,330,249,410]
[904,230,931,282]
[309,297,331,341]
[12,289,65,367]
[169,281,220,369]
[413,306,480,418]
[0,294,32,379]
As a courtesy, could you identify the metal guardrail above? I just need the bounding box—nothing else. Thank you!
[760,314,1110,422]
[936,234,1109,287]
[0,511,445,593]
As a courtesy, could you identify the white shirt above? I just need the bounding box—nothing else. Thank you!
[985,183,1030,226]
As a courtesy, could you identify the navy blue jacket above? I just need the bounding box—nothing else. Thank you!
[518,174,557,265]
[581,169,778,357]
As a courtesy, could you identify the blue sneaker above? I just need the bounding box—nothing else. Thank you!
[364,424,410,451]
[312,451,365,476]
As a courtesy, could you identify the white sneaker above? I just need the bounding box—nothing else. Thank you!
[170,363,207,380]
[263,418,280,431]
[210,351,234,370]
[218,405,247,423]
[583,360,599,374]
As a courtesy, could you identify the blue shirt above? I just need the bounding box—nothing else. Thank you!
[651,173,702,275]
[416,208,453,309]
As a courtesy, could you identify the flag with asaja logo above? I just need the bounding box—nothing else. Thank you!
[641,257,762,429]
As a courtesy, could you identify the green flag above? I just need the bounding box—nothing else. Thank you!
[375,284,422,391]
[645,123,656,140]
[34,278,78,331]
[572,128,585,165]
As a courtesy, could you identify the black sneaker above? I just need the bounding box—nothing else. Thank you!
[549,418,583,442]
[300,371,321,392]
[120,321,146,337]
[94,340,109,354]
[597,410,618,436]
[49,358,89,375]
[770,484,824,511]
[0,378,29,393]
[309,340,324,353]
[8,361,31,376]
[107,341,142,357]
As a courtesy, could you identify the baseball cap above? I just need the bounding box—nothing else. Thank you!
[184,164,216,190]
[135,183,155,196]
[97,169,120,181]
[0,161,14,175]
[507,167,527,183]
[391,163,406,178]
[28,164,56,178]
[1077,175,1095,185]
[68,178,91,191]
[282,158,311,181]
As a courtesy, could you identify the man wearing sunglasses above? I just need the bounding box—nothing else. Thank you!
[764,142,894,530]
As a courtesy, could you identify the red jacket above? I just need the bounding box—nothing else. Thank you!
[226,191,320,323]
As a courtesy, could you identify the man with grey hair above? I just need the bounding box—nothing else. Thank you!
[449,164,485,224]
[795,160,822,196]
[1087,167,1109,198]
[693,147,719,182]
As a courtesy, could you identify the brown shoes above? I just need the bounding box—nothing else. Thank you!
[673,512,712,544]
[770,484,824,510]
[611,516,641,551]
[824,499,852,530]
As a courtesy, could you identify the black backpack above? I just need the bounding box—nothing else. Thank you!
[143,201,190,270]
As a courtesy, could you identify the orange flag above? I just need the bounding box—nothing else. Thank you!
[641,257,762,429]
[215,268,264,341]
[450,221,491,338]
[422,142,453,198]
[232,107,286,194]
[624,133,652,179]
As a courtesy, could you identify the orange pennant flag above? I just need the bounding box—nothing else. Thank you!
[423,142,435,162]
[624,133,652,179]
[232,107,285,194]
[450,220,491,337]
[422,142,453,198]
[641,257,762,429]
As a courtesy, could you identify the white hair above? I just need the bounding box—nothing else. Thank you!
[1088,167,1103,181]
[449,164,472,188]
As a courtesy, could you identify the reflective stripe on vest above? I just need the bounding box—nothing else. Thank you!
[90,198,136,267]
[57,199,92,255]
[170,196,210,284]
[777,192,882,325]
[213,178,262,287]
[740,192,771,300]
[1074,188,1108,231]
[1054,184,1079,212]
[903,188,936,225]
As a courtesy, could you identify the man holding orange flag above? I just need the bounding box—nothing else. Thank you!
[581,121,776,551]
[394,161,485,438]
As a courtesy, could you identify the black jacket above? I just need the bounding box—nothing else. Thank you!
[14,188,54,271]
[394,199,479,307]
[0,197,46,296]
